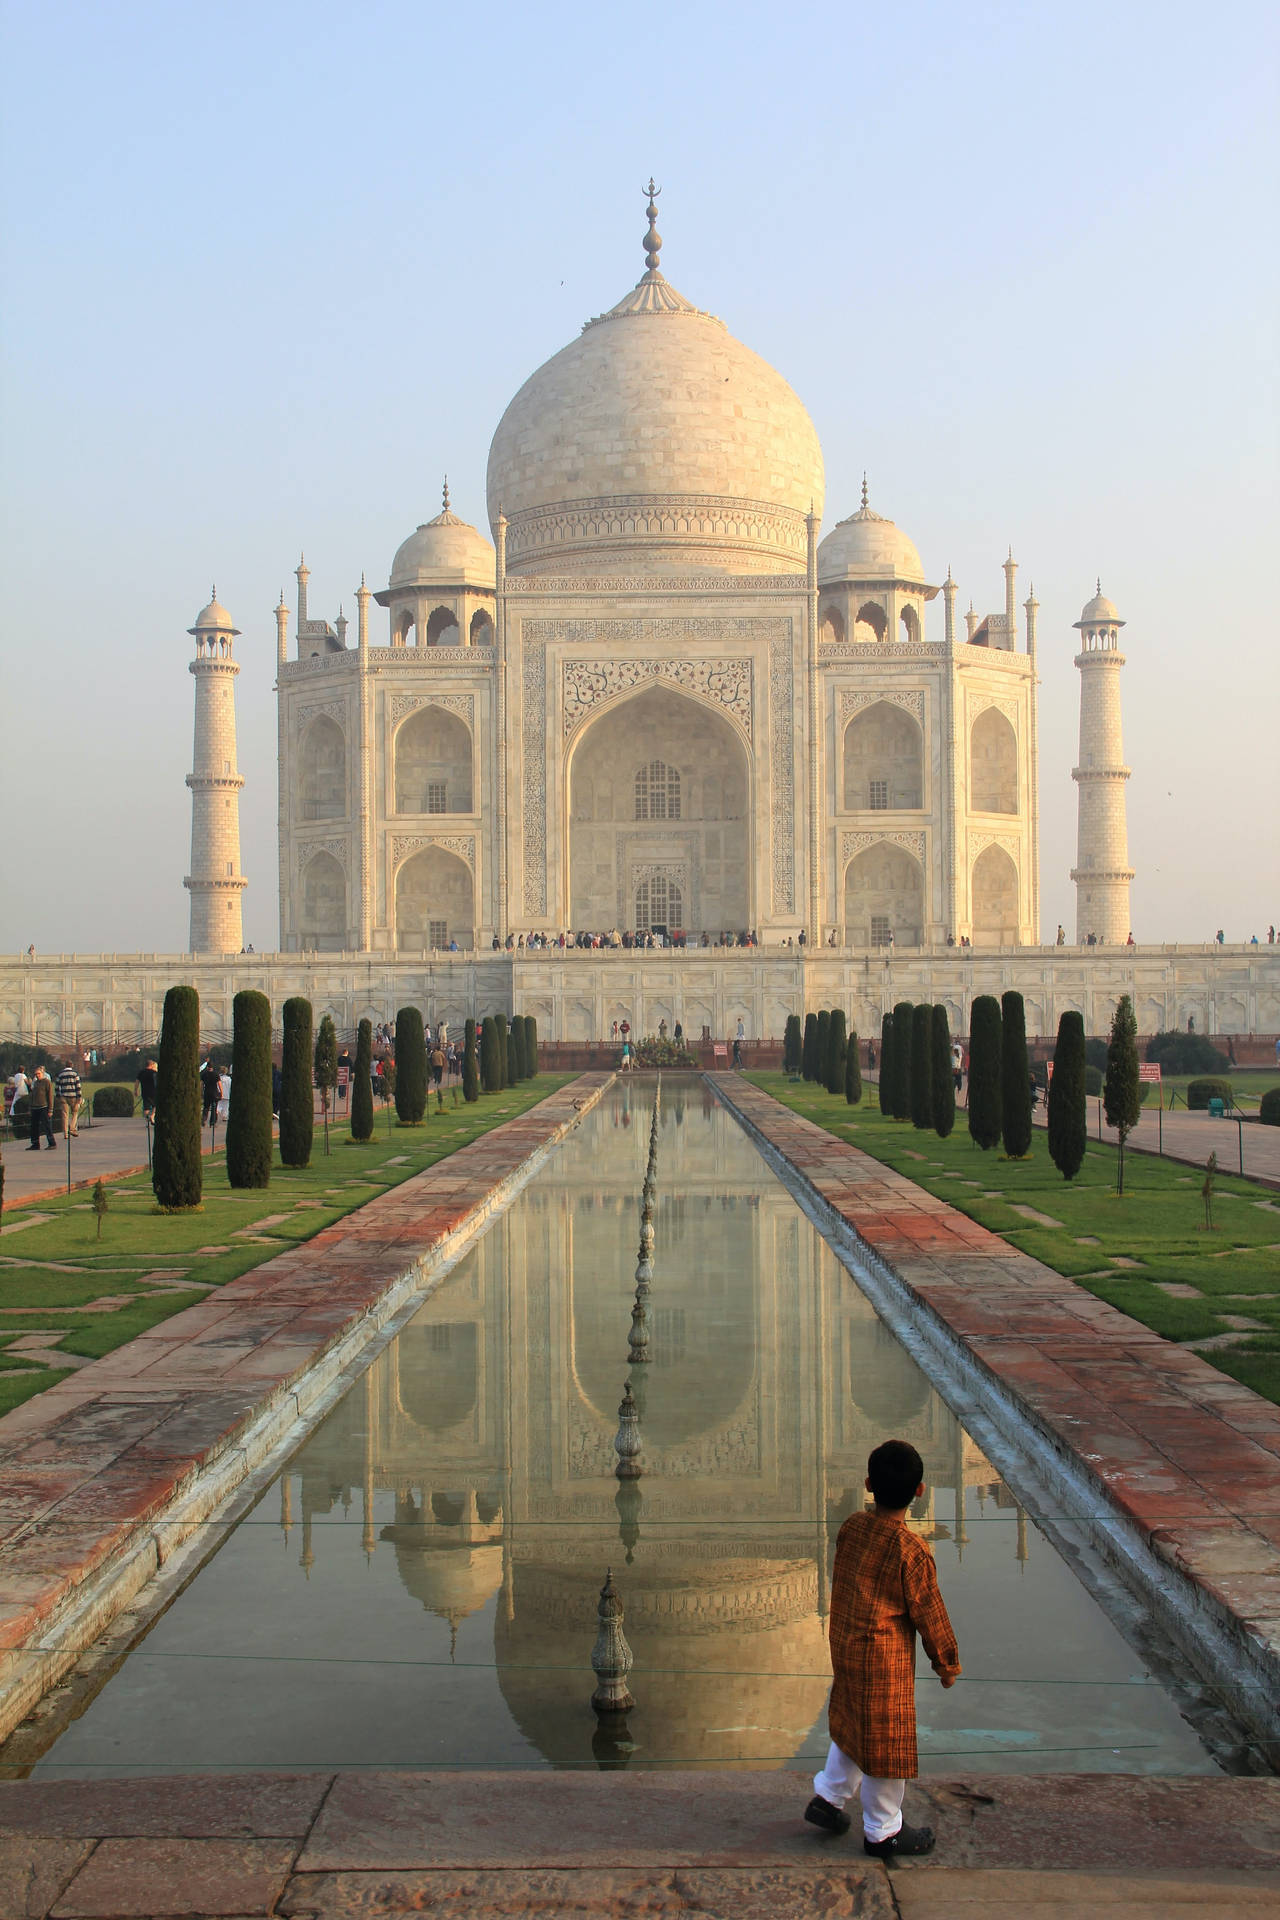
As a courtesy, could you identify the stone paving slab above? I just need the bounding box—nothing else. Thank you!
[0,1772,1275,1917]
[715,1078,1280,1757]
[0,1078,612,1736]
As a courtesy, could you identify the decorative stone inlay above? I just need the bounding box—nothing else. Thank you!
[367,647,491,669]
[970,693,1020,725]
[838,687,924,726]
[521,616,791,920]
[615,835,700,921]
[840,829,927,867]
[562,658,751,739]
[390,834,476,873]
[297,836,348,873]
[769,637,795,913]
[296,698,347,729]
[504,572,806,594]
[820,640,945,661]
[504,493,809,568]
[969,831,1021,861]
[388,692,475,729]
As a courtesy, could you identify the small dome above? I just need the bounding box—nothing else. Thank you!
[1076,584,1123,628]
[188,591,239,635]
[817,488,924,586]
[390,488,496,591]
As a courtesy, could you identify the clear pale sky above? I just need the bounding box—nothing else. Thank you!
[2,0,1276,953]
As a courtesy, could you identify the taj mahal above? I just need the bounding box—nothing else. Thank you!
[5,190,1276,1046]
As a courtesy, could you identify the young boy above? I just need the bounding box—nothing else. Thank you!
[805,1438,961,1857]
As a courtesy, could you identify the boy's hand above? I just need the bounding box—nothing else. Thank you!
[939,1675,958,1689]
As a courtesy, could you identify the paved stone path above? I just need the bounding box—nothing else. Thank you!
[715,1079,1280,1757]
[0,1077,613,1742]
[0,1770,1275,1915]
[2,1118,161,1210]
[1051,1099,1280,1187]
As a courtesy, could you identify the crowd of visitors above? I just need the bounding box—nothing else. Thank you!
[490,928,761,951]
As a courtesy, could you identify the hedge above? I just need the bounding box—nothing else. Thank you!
[152,986,202,1210]
[1260,1088,1280,1127]
[802,1013,819,1082]
[495,1013,510,1089]
[1187,1076,1233,1110]
[890,1002,913,1121]
[92,1085,135,1118]
[226,990,273,1188]
[279,998,314,1168]
[480,1017,502,1094]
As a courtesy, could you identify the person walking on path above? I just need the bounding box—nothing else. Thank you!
[136,1059,158,1124]
[9,1066,29,1116]
[200,1060,222,1129]
[55,1060,82,1137]
[804,1439,960,1858]
[27,1065,56,1150]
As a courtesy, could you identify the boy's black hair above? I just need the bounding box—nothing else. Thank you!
[867,1439,924,1509]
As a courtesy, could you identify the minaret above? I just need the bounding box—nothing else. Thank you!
[185,590,246,953]
[1071,583,1133,944]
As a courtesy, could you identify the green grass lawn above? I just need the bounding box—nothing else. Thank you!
[0,1076,572,1417]
[747,1072,1280,1407]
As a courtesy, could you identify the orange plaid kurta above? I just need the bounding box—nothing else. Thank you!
[827,1509,961,1778]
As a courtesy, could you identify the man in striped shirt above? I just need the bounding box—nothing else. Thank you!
[55,1061,83,1138]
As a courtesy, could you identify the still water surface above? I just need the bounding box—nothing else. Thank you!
[36,1081,1217,1777]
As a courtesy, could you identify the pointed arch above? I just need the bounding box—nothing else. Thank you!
[843,841,924,947]
[971,844,1019,946]
[971,707,1018,813]
[299,715,346,821]
[394,706,473,814]
[395,845,474,950]
[425,605,460,647]
[300,851,347,950]
[469,608,494,646]
[854,601,888,644]
[843,701,923,811]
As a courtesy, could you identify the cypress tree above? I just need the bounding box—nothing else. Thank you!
[350,1018,374,1142]
[495,1013,510,1089]
[825,1009,848,1095]
[526,1016,538,1077]
[480,1016,501,1093]
[1048,1010,1087,1180]
[844,1030,862,1106]
[512,1015,528,1081]
[968,995,1003,1150]
[279,998,313,1168]
[395,1006,427,1123]
[152,985,202,1210]
[931,1004,955,1140]
[226,990,272,1188]
[802,1012,818,1081]
[891,1001,913,1120]
[909,1004,931,1128]
[878,1013,894,1116]
[1104,993,1141,1196]
[815,1010,831,1095]
[783,1013,803,1074]
[1001,990,1033,1158]
[314,1014,338,1155]
[462,1017,480,1102]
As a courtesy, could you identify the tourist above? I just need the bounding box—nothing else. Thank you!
[950,1039,963,1095]
[28,1066,56,1149]
[55,1059,82,1137]
[9,1064,29,1115]
[804,1439,960,1856]
[430,1038,445,1090]
[200,1059,221,1128]
[136,1058,158,1123]
[733,1017,745,1068]
[1126,930,1135,946]
[1056,924,1066,945]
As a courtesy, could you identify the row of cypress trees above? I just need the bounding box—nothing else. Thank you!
[876,1000,956,1139]
[150,986,539,1211]
[792,1008,863,1107]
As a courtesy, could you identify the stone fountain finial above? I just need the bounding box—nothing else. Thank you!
[590,1568,635,1714]
[628,1292,651,1365]
[614,1381,643,1480]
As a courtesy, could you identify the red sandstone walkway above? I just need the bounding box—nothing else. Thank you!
[0,1076,613,1743]
[716,1078,1280,1755]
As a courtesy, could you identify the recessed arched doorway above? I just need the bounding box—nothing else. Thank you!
[567,685,750,937]
[843,842,924,947]
[971,844,1019,946]
[396,846,474,951]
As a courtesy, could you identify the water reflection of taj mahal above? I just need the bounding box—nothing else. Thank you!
[282,1085,1029,1768]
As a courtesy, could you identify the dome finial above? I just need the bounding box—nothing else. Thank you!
[642,178,662,276]
[442,474,450,512]
[861,473,869,511]
[1097,575,1102,596]
[211,583,216,602]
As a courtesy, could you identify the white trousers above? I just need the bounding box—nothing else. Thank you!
[813,1741,905,1842]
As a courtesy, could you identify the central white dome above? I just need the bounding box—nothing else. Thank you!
[486,251,824,577]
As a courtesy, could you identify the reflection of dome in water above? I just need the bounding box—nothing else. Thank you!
[494,1559,829,1768]
[381,1526,503,1643]
[846,1314,931,1429]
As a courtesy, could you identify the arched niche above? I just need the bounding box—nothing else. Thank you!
[843,842,924,946]
[854,600,888,644]
[425,605,460,647]
[299,715,346,821]
[971,844,1019,947]
[900,604,921,644]
[394,706,473,814]
[567,684,750,935]
[393,608,416,646]
[395,1322,479,1433]
[843,701,923,811]
[469,609,494,646]
[300,851,346,951]
[971,707,1018,813]
[396,845,474,950]
[820,604,845,645]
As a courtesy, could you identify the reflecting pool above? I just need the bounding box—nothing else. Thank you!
[34,1081,1218,1777]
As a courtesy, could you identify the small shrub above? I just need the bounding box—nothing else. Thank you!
[350,1019,374,1142]
[1085,1064,1103,1096]
[87,1048,147,1084]
[480,1017,501,1094]
[91,1178,109,1238]
[92,1085,135,1118]
[1187,1076,1233,1111]
[1048,1010,1087,1181]
[783,1014,803,1075]
[878,1014,894,1117]
[825,1010,847,1096]
[802,1013,819,1082]
[314,1014,339,1154]
[1104,994,1141,1195]
[1260,1088,1280,1127]
[279,999,314,1168]
[816,1011,831,1094]
[1001,990,1033,1158]
[1146,1030,1230,1076]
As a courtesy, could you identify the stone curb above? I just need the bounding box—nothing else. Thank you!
[0,1076,614,1745]
[712,1077,1280,1767]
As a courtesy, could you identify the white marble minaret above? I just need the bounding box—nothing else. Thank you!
[185,591,246,953]
[1071,584,1133,944]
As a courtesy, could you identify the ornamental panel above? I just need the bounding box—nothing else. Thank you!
[562,658,751,739]
[968,694,1020,726]
[387,692,476,729]
[390,834,476,873]
[838,688,925,727]
[296,699,347,729]
[296,836,349,873]
[840,830,927,868]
